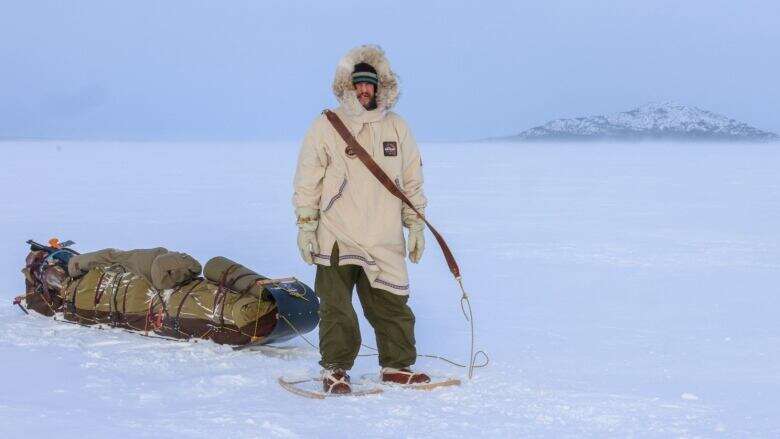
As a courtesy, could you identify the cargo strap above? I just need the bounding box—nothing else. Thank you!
[92,271,108,306]
[120,277,130,325]
[112,272,131,326]
[172,279,203,334]
[68,275,86,315]
[32,254,54,305]
[323,109,461,279]
[215,264,240,332]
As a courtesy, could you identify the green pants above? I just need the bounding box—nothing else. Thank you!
[315,243,417,370]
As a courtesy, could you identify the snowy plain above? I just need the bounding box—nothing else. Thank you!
[1,140,779,438]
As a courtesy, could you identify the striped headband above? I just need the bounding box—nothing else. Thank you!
[351,71,378,86]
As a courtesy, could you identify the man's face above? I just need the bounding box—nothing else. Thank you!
[354,82,376,110]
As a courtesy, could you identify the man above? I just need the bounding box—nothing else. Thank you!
[293,45,430,394]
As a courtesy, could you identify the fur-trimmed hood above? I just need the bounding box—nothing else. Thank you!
[332,45,400,118]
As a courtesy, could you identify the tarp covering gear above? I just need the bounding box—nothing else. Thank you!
[67,247,202,291]
[18,239,319,346]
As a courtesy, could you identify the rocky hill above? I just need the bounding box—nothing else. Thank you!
[506,102,778,142]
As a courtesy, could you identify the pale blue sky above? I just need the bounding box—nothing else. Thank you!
[2,0,778,140]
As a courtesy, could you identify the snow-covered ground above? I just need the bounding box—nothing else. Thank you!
[1,140,779,438]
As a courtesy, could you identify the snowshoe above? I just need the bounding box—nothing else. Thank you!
[277,374,383,399]
[363,370,461,391]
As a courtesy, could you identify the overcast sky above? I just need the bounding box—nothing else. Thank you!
[2,0,778,141]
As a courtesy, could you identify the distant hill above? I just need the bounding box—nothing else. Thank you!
[500,102,778,142]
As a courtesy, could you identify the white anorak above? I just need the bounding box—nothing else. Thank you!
[293,45,426,295]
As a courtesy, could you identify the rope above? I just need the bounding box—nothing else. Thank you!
[19,286,485,371]
[456,277,485,379]
[276,313,488,371]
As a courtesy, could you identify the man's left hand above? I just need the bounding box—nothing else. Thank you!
[407,228,425,263]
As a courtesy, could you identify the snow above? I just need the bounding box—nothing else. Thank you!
[2,140,780,437]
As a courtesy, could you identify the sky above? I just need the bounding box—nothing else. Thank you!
[1,0,779,141]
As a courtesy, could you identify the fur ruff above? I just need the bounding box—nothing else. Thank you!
[332,45,400,117]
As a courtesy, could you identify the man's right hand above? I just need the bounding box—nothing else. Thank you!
[297,229,319,265]
[295,206,320,265]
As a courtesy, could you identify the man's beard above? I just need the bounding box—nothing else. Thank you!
[360,94,378,110]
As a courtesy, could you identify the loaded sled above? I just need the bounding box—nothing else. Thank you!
[17,239,319,346]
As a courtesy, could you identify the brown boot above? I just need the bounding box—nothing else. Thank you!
[380,367,431,385]
[322,368,352,394]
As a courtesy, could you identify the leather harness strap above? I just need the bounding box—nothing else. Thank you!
[215,264,239,331]
[323,109,461,279]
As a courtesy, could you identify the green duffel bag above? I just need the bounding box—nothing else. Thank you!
[68,248,201,291]
[61,264,277,344]
[203,256,269,297]
[158,276,277,344]
[62,264,157,330]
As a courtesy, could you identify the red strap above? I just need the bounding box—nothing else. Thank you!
[323,110,461,279]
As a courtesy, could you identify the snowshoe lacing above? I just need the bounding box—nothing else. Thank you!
[322,369,351,394]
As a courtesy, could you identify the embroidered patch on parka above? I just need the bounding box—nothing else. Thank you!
[383,141,398,156]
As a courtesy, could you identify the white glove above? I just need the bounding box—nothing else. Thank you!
[407,228,425,263]
[404,212,425,264]
[296,207,320,265]
[297,230,319,265]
